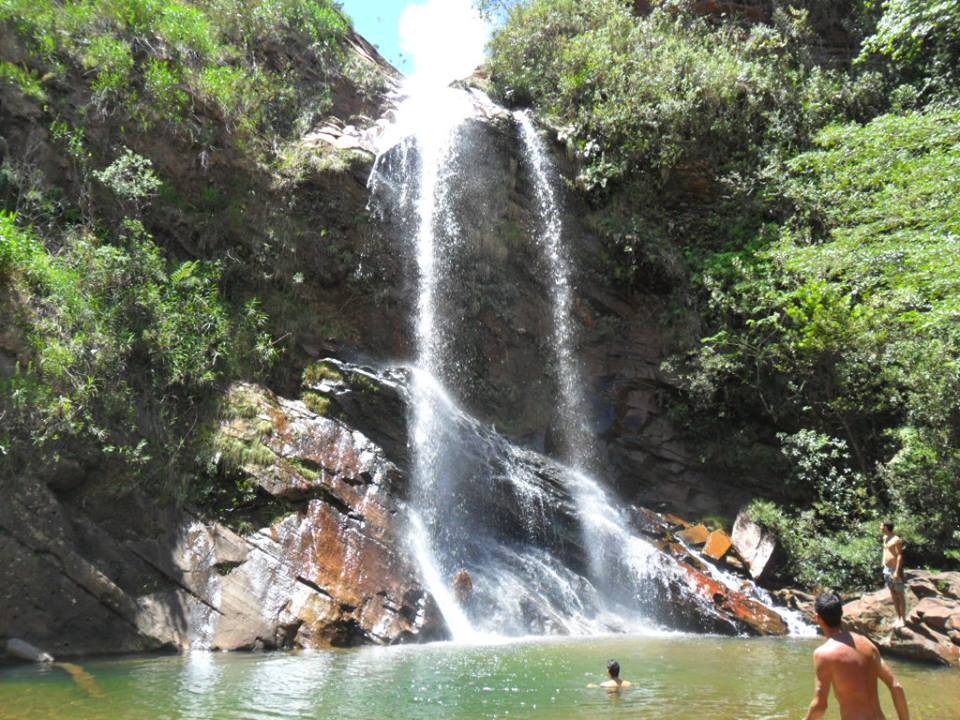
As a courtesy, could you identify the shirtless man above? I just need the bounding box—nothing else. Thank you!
[803,592,909,720]
[881,521,907,627]
[587,660,633,692]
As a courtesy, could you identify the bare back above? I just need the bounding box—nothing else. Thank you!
[600,678,633,692]
[883,535,902,570]
[816,631,886,720]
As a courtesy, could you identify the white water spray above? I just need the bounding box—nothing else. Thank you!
[515,111,595,472]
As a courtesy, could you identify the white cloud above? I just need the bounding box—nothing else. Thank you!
[399,0,490,87]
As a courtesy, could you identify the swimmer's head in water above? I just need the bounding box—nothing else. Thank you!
[815,591,843,629]
[607,660,620,678]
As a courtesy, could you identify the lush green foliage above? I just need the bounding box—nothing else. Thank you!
[489,0,879,194]
[860,0,960,102]
[679,111,960,576]
[0,208,276,487]
[488,0,885,291]
[0,0,351,138]
[0,1,383,494]
[0,60,47,101]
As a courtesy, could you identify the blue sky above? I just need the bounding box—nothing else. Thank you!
[340,0,416,74]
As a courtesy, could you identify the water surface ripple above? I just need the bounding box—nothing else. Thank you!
[1,636,957,720]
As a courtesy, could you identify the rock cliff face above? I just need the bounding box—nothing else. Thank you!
[1,360,794,658]
[0,378,446,656]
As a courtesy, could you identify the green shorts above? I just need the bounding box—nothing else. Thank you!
[883,567,905,592]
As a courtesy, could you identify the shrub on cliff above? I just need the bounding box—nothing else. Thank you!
[675,110,960,579]
[0,209,275,490]
[488,0,879,195]
[486,0,883,287]
[859,0,960,104]
[1,0,352,141]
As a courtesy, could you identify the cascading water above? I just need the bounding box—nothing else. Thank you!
[369,86,484,640]
[367,82,809,640]
[514,111,594,472]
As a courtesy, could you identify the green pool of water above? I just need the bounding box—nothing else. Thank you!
[1,635,957,719]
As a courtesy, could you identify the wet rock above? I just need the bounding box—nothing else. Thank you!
[724,554,746,572]
[304,361,411,466]
[702,530,732,561]
[677,524,710,546]
[731,511,779,580]
[772,588,817,624]
[879,626,960,666]
[4,639,54,663]
[189,382,446,649]
[672,561,788,636]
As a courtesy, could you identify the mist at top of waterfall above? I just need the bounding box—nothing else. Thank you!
[399,0,489,90]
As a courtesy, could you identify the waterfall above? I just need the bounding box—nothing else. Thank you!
[369,87,484,640]
[366,87,808,640]
[514,111,595,472]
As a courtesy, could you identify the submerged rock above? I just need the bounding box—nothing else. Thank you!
[4,639,54,663]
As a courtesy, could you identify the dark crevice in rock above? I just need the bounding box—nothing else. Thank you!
[295,575,333,599]
[214,561,243,576]
[125,545,224,617]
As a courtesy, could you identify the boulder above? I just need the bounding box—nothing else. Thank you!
[4,639,54,663]
[843,589,900,637]
[844,584,960,666]
[907,570,960,601]
[879,626,960,666]
[674,561,788,636]
[677,524,710,546]
[703,529,733,561]
[731,511,779,580]
[909,597,960,632]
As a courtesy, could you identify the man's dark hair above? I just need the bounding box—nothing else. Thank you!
[607,660,620,678]
[883,521,895,532]
[815,592,843,629]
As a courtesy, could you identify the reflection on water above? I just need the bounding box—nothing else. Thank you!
[1,636,958,720]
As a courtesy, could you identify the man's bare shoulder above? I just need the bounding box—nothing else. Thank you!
[850,632,881,659]
[817,632,880,663]
[599,679,632,689]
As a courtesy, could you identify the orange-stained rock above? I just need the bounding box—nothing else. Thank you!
[677,524,710,546]
[676,561,788,636]
[127,382,449,651]
[703,530,732,560]
[663,513,691,529]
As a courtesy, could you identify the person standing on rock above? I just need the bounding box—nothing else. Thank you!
[881,521,908,627]
[803,592,910,720]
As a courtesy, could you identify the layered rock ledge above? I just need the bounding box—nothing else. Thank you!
[843,570,960,667]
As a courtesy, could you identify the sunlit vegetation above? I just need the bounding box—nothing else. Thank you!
[1,0,351,138]
[0,0,384,496]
